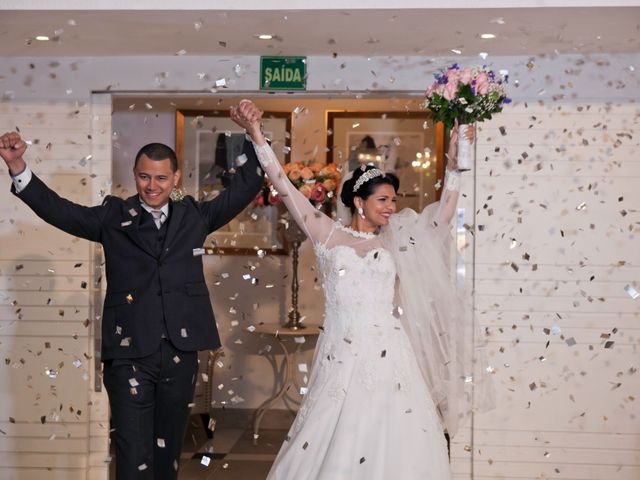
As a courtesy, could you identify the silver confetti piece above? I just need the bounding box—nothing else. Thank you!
[624,284,639,299]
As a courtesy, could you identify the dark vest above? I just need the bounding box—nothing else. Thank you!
[138,207,170,337]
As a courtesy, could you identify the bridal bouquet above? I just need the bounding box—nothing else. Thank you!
[254,161,341,207]
[424,64,510,131]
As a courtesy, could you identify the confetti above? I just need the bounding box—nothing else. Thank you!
[157,438,165,448]
[624,285,639,299]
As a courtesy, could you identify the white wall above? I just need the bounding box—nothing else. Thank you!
[0,51,638,478]
[0,97,111,479]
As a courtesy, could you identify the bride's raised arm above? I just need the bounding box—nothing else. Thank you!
[231,100,334,245]
[432,123,473,226]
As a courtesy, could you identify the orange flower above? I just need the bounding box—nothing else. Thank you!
[300,167,314,180]
[322,179,337,191]
[299,184,313,198]
[309,162,323,174]
[288,169,302,181]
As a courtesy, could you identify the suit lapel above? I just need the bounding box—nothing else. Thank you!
[118,196,156,258]
[160,200,185,259]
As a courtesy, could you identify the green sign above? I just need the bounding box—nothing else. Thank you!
[260,56,307,90]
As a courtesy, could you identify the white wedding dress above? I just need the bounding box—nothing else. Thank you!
[252,142,457,480]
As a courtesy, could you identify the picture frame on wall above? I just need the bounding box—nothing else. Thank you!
[176,109,292,254]
[327,111,445,213]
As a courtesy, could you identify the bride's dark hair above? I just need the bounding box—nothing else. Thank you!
[340,165,399,213]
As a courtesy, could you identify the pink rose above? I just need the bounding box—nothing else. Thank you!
[476,72,489,95]
[443,81,459,101]
[459,67,473,85]
[253,191,265,206]
[446,68,461,84]
[309,184,327,203]
[268,191,281,205]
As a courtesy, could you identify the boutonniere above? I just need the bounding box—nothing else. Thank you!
[170,186,186,202]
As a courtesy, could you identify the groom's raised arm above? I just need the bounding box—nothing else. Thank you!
[198,137,265,233]
[1,131,106,242]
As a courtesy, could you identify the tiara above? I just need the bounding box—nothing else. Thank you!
[352,168,385,193]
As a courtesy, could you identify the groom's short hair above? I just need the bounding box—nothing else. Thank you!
[134,143,178,172]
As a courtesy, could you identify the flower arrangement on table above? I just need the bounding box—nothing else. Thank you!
[253,161,342,207]
[424,63,511,131]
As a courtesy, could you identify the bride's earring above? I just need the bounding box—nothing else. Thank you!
[357,207,365,220]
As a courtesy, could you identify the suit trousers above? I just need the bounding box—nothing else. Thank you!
[103,339,198,480]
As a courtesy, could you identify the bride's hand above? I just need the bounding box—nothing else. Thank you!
[446,121,475,171]
[446,121,459,171]
[230,100,265,143]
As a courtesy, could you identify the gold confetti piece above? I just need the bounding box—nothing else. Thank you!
[138,463,147,471]
[181,328,188,338]
[125,294,133,304]
[604,341,615,349]
[392,306,403,318]
[115,326,122,335]
[338,268,346,276]
[565,337,577,347]
[294,336,306,344]
[129,378,139,387]
[529,382,537,391]
[201,456,211,466]
[300,387,308,395]
[302,441,309,450]
[576,202,587,211]
[381,350,387,358]
[157,438,165,448]
[120,337,131,347]
[208,418,217,432]
[298,363,308,373]
[173,355,181,364]
[360,457,366,464]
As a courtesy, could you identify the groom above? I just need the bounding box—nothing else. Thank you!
[0,131,264,479]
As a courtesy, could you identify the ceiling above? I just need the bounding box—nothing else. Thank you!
[0,7,638,58]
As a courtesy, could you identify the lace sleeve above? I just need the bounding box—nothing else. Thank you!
[433,170,460,226]
[251,141,334,245]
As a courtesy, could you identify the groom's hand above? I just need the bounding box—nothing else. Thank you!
[231,100,265,145]
[0,131,28,175]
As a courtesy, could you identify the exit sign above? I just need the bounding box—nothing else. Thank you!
[260,56,307,91]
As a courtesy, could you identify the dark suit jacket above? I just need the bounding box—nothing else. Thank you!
[12,140,264,361]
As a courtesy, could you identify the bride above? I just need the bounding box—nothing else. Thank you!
[231,100,489,480]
